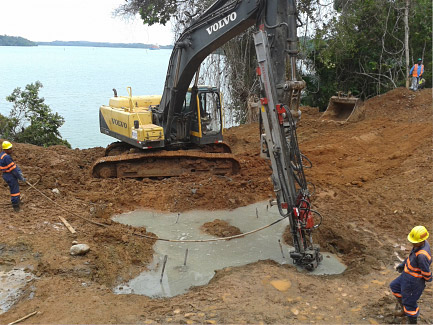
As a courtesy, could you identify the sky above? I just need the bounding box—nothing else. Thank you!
[0,0,174,45]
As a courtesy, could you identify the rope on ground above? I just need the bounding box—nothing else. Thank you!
[7,311,38,325]
[26,181,287,243]
[23,174,42,191]
[26,181,107,228]
[132,216,287,242]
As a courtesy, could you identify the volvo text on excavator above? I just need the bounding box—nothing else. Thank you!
[92,0,322,270]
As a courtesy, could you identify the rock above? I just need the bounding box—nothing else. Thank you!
[70,244,90,256]
[52,188,60,195]
[191,188,197,194]
[290,308,299,316]
[371,279,386,286]
[270,279,292,291]
[72,240,78,245]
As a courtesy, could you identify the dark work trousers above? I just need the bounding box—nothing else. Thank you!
[390,273,425,319]
[3,173,20,207]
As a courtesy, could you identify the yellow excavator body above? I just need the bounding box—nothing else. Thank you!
[99,95,164,143]
[94,88,240,178]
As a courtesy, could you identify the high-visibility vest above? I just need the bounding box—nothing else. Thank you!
[403,241,432,282]
[412,64,424,77]
[0,152,17,173]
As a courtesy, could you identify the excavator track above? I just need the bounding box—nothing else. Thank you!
[92,150,240,178]
[104,141,232,156]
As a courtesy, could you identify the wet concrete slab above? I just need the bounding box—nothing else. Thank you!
[113,201,346,298]
[0,268,34,314]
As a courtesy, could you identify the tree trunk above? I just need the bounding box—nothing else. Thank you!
[404,0,410,89]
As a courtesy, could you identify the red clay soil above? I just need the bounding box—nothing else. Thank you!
[201,219,243,238]
[0,87,432,324]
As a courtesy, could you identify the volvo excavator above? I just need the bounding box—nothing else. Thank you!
[92,0,322,269]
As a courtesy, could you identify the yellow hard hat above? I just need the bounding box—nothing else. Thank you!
[2,141,12,150]
[408,226,429,243]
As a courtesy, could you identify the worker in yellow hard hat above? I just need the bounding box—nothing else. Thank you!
[0,141,26,212]
[390,226,431,324]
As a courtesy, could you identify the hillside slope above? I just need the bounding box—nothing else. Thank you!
[0,87,431,324]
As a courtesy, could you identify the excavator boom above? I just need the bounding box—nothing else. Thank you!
[95,0,322,269]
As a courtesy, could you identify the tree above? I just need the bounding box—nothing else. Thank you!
[404,0,409,89]
[1,81,71,148]
[302,0,432,109]
[0,35,36,46]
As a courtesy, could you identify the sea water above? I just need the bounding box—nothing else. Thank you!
[0,46,171,149]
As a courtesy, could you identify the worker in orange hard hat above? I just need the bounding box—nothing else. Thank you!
[0,141,26,212]
[390,226,431,324]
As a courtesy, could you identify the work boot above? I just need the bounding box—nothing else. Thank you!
[407,317,417,324]
[394,297,405,317]
[394,310,405,317]
[12,203,20,212]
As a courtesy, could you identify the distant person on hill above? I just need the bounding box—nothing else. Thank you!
[0,141,26,212]
[390,226,431,324]
[409,58,424,91]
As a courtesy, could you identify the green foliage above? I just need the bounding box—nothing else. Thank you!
[222,29,258,124]
[122,0,431,114]
[139,1,178,26]
[119,0,178,26]
[2,82,71,148]
[0,35,36,46]
[302,0,432,110]
[409,0,432,85]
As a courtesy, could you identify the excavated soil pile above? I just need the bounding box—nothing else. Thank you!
[201,219,243,238]
[0,87,432,324]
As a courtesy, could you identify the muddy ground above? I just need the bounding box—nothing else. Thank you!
[0,87,432,324]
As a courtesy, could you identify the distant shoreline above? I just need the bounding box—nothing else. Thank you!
[0,35,173,49]
[38,40,173,49]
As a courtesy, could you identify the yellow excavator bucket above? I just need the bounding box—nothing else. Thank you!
[321,93,364,123]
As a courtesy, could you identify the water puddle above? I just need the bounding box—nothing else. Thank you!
[0,268,34,314]
[113,201,346,298]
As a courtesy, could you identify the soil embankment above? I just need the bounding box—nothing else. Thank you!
[0,88,432,324]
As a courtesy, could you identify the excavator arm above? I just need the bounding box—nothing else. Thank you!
[157,0,322,269]
[254,29,321,270]
[158,0,298,140]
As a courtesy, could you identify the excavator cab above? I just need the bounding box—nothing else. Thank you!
[187,86,224,145]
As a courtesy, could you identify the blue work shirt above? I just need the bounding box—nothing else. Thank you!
[401,241,432,282]
[0,151,23,180]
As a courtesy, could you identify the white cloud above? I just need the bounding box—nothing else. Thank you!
[0,0,174,45]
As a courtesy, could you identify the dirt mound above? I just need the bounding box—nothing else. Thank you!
[0,87,432,324]
[201,219,243,238]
